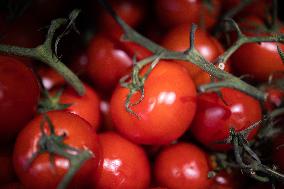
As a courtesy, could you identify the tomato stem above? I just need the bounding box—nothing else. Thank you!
[0,10,85,96]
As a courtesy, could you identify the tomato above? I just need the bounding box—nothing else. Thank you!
[55,84,101,130]
[87,34,151,94]
[161,24,231,86]
[0,55,40,142]
[264,87,284,111]
[110,61,196,145]
[98,0,146,39]
[93,132,150,189]
[0,150,16,185]
[222,0,272,20]
[191,88,262,151]
[154,142,212,189]
[13,111,101,189]
[272,133,284,171]
[100,100,115,132]
[155,0,221,29]
[210,170,241,189]
[231,18,284,82]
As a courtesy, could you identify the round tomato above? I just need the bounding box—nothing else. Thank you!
[155,0,221,29]
[231,18,284,82]
[93,132,150,189]
[191,88,262,151]
[0,55,40,142]
[154,142,212,189]
[54,84,101,131]
[87,34,151,94]
[38,67,65,90]
[110,61,197,145]
[161,24,231,86]
[13,111,101,189]
[210,170,241,189]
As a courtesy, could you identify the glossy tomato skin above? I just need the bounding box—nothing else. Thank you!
[191,88,262,151]
[210,170,241,189]
[155,0,221,29]
[57,84,101,131]
[110,61,197,145]
[162,24,231,86]
[0,56,40,142]
[13,111,101,189]
[231,18,284,82]
[154,142,212,189]
[87,34,152,94]
[38,67,65,90]
[93,132,151,189]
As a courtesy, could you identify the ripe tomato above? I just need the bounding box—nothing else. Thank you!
[0,55,40,142]
[191,88,262,151]
[87,34,151,94]
[38,67,65,90]
[161,24,231,86]
[210,170,241,189]
[13,111,101,189]
[53,84,101,131]
[98,0,146,39]
[231,18,284,82]
[264,87,284,111]
[93,132,150,189]
[154,142,212,189]
[155,0,221,29]
[110,61,197,145]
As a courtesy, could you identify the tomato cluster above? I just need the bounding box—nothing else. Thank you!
[0,0,284,189]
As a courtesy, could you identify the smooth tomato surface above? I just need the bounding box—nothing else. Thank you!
[162,24,230,86]
[57,84,101,130]
[0,56,40,142]
[191,88,262,151]
[93,132,151,189]
[155,0,221,29]
[154,142,212,189]
[110,61,197,145]
[13,111,101,189]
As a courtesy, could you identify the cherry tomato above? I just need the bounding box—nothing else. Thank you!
[191,88,262,151]
[110,61,197,145]
[161,24,231,86]
[264,87,284,111]
[231,18,284,82]
[87,34,151,94]
[155,0,221,29]
[56,84,101,130]
[13,111,101,189]
[0,55,40,142]
[93,132,150,189]
[210,170,241,189]
[98,0,146,39]
[154,142,212,189]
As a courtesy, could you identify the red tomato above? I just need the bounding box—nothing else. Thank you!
[56,84,101,130]
[13,111,101,189]
[0,151,16,185]
[93,132,150,189]
[110,61,197,145]
[154,142,212,189]
[100,100,115,132]
[0,55,40,142]
[210,170,241,189]
[155,0,221,29]
[87,34,151,94]
[98,0,146,39]
[231,18,284,82]
[264,88,284,111]
[162,24,231,86]
[191,88,262,151]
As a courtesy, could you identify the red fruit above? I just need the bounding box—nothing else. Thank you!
[110,61,197,145]
[154,142,212,189]
[93,132,150,189]
[191,88,262,151]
